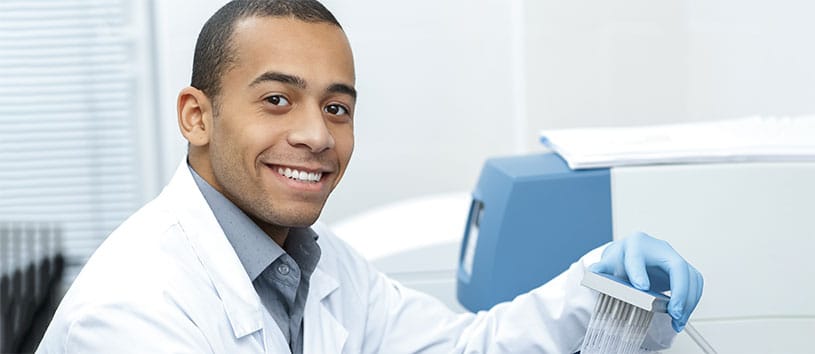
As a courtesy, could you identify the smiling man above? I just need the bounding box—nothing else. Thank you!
[36,1,702,353]
[179,13,356,246]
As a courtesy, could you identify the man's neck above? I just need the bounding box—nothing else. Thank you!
[250,215,289,247]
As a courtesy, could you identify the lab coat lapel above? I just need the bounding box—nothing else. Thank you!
[304,266,347,353]
[260,310,289,353]
[164,162,264,339]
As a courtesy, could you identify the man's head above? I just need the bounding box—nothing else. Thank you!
[177,0,356,242]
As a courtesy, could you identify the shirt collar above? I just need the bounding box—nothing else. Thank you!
[284,227,321,279]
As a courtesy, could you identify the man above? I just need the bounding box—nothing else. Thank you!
[37,0,703,353]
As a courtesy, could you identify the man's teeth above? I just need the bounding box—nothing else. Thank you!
[277,167,322,183]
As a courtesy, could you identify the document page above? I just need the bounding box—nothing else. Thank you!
[539,116,815,169]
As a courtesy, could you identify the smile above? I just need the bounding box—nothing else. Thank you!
[275,166,323,183]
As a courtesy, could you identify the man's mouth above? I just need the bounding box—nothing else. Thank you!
[272,166,324,183]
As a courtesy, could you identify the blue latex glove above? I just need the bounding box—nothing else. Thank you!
[589,232,704,333]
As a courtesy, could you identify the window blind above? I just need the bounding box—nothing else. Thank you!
[0,0,149,290]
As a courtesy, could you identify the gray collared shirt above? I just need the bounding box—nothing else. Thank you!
[189,165,321,354]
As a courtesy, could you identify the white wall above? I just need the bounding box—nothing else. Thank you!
[523,0,689,139]
[151,0,815,223]
[151,0,228,186]
[685,1,815,120]
[523,0,815,146]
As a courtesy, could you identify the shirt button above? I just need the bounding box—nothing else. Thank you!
[277,263,290,275]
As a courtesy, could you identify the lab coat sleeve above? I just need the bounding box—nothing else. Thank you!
[359,243,676,353]
[39,302,214,354]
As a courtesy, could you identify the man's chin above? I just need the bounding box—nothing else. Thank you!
[246,207,323,233]
[283,218,319,228]
[271,210,323,228]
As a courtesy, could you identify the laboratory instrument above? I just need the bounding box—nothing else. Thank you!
[456,152,815,352]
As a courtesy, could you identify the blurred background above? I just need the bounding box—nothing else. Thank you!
[2,0,815,351]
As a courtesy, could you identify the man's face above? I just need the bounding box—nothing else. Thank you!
[203,16,355,230]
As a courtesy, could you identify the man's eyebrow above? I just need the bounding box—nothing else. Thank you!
[327,83,357,100]
[249,71,356,99]
[249,71,307,89]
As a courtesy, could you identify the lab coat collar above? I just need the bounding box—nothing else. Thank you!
[305,261,347,353]
[162,162,264,339]
[311,264,340,304]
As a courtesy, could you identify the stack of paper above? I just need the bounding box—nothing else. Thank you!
[539,116,815,170]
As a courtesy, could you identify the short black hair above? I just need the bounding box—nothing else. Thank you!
[190,0,342,108]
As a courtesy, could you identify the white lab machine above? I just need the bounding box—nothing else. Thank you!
[612,159,815,353]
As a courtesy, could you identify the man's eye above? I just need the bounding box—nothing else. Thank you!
[265,95,290,106]
[324,104,348,115]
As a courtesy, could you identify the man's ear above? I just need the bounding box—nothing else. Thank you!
[177,86,214,147]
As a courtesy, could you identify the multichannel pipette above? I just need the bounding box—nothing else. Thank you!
[580,270,717,354]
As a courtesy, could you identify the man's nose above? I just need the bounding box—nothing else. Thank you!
[287,106,335,153]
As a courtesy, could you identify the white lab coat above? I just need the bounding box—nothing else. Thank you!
[36,162,676,353]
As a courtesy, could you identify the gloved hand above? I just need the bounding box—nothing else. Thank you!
[589,232,703,332]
